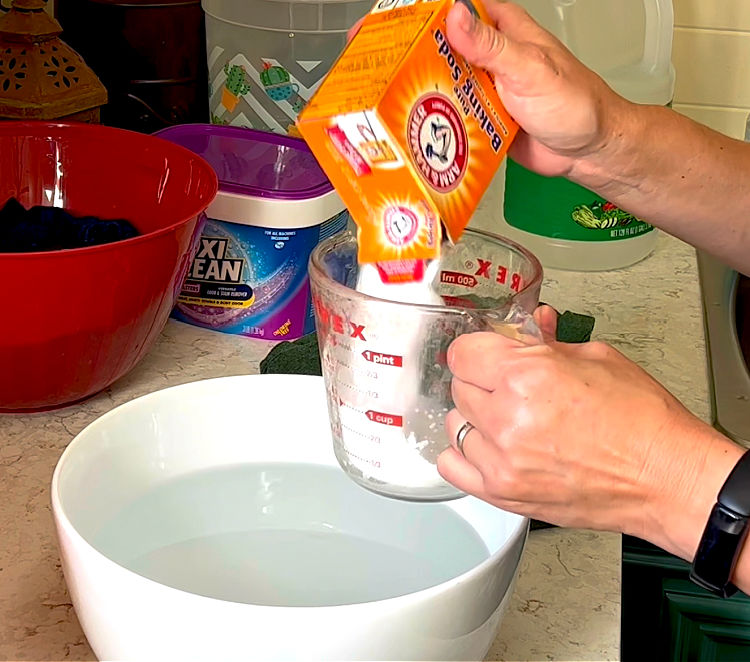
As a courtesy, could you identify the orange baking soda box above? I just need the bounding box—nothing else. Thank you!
[296,0,519,270]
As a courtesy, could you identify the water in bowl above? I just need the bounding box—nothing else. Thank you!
[92,463,489,606]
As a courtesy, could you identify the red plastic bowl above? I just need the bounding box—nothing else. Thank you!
[0,122,218,412]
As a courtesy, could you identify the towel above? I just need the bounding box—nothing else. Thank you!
[0,197,139,252]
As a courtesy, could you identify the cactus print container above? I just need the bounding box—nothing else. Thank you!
[203,0,372,134]
[155,124,348,340]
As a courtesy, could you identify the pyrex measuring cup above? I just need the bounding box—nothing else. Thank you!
[309,229,543,501]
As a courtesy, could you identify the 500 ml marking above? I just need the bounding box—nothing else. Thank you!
[441,271,477,287]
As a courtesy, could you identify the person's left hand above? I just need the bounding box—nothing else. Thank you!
[437,306,742,557]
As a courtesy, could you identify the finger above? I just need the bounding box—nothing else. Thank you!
[451,376,500,432]
[439,446,536,517]
[445,1,552,82]
[533,304,559,343]
[440,410,493,492]
[447,331,524,390]
[442,412,534,516]
[446,2,507,73]
[484,0,557,43]
[445,408,502,467]
[437,446,485,495]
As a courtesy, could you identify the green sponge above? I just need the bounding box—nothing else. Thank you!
[555,310,596,343]
[259,332,321,376]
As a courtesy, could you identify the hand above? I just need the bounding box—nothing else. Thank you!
[438,306,744,559]
[347,1,622,178]
[445,0,627,178]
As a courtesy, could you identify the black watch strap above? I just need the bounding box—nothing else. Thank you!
[690,449,750,598]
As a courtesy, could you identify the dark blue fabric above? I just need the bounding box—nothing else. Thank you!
[0,198,139,253]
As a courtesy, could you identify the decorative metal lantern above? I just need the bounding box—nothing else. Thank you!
[0,0,107,121]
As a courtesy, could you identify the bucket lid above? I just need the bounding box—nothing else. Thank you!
[153,124,334,202]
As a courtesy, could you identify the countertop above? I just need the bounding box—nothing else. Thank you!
[0,228,709,662]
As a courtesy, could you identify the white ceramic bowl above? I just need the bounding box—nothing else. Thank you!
[51,374,527,661]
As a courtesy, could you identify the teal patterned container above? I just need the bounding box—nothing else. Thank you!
[203,0,372,134]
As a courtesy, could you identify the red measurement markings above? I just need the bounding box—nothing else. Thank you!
[362,350,403,367]
[365,410,403,427]
[440,271,478,288]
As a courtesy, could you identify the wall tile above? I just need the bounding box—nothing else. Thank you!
[673,103,748,139]
[674,0,750,31]
[673,27,750,106]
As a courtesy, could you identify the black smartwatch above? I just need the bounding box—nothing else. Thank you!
[690,449,750,598]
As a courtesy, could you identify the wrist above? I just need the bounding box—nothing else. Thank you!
[567,93,648,200]
[641,420,744,563]
[690,449,750,596]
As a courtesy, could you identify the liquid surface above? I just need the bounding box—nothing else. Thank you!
[92,463,489,606]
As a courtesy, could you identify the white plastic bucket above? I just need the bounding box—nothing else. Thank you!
[514,0,675,104]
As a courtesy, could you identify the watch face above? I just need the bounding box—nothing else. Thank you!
[718,448,750,518]
[691,449,750,598]
[691,503,746,598]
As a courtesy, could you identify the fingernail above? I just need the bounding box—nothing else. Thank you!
[455,1,477,33]
[446,342,456,369]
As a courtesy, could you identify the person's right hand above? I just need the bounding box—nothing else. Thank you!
[446,0,630,179]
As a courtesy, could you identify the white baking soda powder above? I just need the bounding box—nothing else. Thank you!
[328,259,454,493]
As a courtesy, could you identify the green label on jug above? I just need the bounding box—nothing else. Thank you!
[504,159,654,242]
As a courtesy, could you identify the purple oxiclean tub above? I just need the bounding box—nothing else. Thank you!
[155,124,348,341]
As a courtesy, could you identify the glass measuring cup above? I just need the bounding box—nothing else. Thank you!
[309,228,543,501]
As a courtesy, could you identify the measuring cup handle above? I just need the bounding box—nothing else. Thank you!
[485,303,544,345]
[642,0,674,75]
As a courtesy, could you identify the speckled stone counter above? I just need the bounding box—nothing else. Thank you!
[0,227,708,661]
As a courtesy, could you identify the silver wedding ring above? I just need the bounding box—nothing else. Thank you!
[456,421,475,458]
